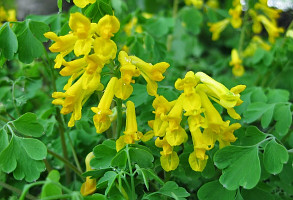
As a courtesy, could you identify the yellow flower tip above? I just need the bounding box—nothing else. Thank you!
[160,152,179,172]
[69,12,91,39]
[151,62,170,81]
[208,19,230,41]
[166,126,187,146]
[93,37,117,62]
[189,151,208,172]
[97,15,120,39]
[230,85,246,94]
[92,108,112,133]
[80,177,96,196]
[141,130,154,142]
[232,64,245,77]
[60,57,87,76]
[116,135,127,151]
[124,101,140,135]
[114,79,133,100]
[73,0,96,8]
[44,32,58,40]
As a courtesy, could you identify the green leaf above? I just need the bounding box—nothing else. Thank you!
[197,180,236,200]
[0,128,9,152]
[238,126,266,146]
[243,102,271,123]
[0,135,47,182]
[14,20,49,63]
[263,140,289,175]
[274,104,292,136]
[180,7,202,35]
[111,149,127,169]
[214,145,260,190]
[129,147,154,168]
[252,48,265,64]
[261,104,275,128]
[84,193,106,200]
[267,89,290,103]
[12,112,44,137]
[135,164,149,191]
[0,23,18,60]
[241,187,274,200]
[97,171,118,195]
[41,170,62,198]
[144,17,172,38]
[158,181,190,199]
[91,142,117,169]
[58,0,63,12]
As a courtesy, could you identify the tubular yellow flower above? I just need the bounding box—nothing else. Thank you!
[184,0,203,9]
[229,4,242,28]
[73,0,96,8]
[175,71,201,115]
[229,49,245,77]
[69,12,95,56]
[91,77,118,133]
[129,55,170,96]
[255,2,281,20]
[208,19,230,41]
[116,101,143,151]
[160,151,179,172]
[80,152,96,196]
[189,151,208,172]
[257,15,284,43]
[195,72,245,110]
[96,15,120,39]
[93,37,117,63]
[206,0,219,8]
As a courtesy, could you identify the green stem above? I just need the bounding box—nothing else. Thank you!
[116,98,123,139]
[0,115,9,123]
[126,145,135,200]
[47,149,84,181]
[0,181,37,200]
[67,134,82,172]
[238,11,249,55]
[172,0,179,18]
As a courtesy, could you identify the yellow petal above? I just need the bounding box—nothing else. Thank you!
[114,79,133,100]
[97,15,120,39]
[160,152,179,172]
[189,151,208,172]
[73,0,96,8]
[69,12,91,39]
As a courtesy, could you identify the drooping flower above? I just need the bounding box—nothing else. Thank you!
[229,49,245,77]
[229,3,242,28]
[116,101,143,151]
[208,19,230,41]
[96,15,120,39]
[92,77,118,133]
[80,152,96,196]
[257,15,284,43]
[184,0,204,9]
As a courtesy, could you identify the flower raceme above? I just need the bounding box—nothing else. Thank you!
[150,71,245,172]
[46,13,120,127]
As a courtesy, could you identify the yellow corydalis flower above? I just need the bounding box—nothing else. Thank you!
[257,15,284,43]
[73,0,96,8]
[80,152,96,196]
[229,3,242,28]
[92,77,118,133]
[0,7,17,25]
[116,101,143,151]
[208,19,230,41]
[229,49,245,77]
[155,137,179,172]
[96,15,120,39]
[124,17,143,36]
[184,0,203,9]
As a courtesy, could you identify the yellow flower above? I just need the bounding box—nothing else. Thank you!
[69,12,96,56]
[114,51,140,100]
[189,151,207,172]
[96,15,120,39]
[206,0,219,8]
[160,151,179,172]
[175,71,201,115]
[229,49,245,77]
[116,101,143,151]
[93,37,117,63]
[195,72,245,112]
[52,71,103,127]
[124,17,143,36]
[80,152,96,196]
[243,36,271,57]
[257,15,284,43]
[229,4,242,28]
[208,19,230,41]
[185,0,203,8]
[91,77,118,133]
[129,55,170,96]
[255,2,281,20]
[165,95,188,146]
[73,0,96,8]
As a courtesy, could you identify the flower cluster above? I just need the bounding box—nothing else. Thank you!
[45,13,120,127]
[149,71,245,172]
[0,6,16,26]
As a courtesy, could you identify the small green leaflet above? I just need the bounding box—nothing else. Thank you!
[0,22,18,60]
[197,180,236,200]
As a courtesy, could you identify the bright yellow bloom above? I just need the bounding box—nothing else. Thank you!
[175,71,201,115]
[115,51,140,100]
[73,0,96,8]
[0,7,17,25]
[243,36,271,57]
[165,95,188,146]
[229,49,245,77]
[129,55,170,96]
[229,4,242,28]
[189,151,208,171]
[257,15,284,43]
[160,151,179,172]
[184,0,203,9]
[116,101,143,151]
[91,77,118,133]
[208,19,230,41]
[124,17,143,36]
[206,0,219,8]
[195,72,245,110]
[255,1,281,20]
[96,15,120,39]
[80,152,96,196]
